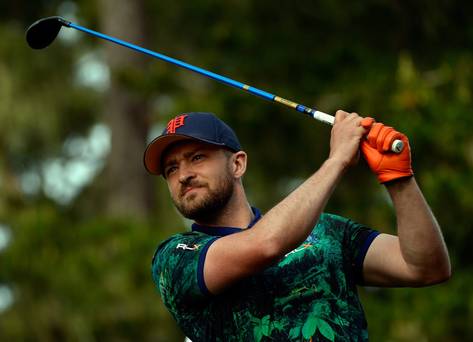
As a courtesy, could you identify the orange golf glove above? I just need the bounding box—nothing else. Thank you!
[360,118,413,183]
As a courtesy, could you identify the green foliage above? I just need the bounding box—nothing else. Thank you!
[360,275,473,341]
[0,204,183,341]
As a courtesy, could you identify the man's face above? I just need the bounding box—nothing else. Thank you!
[162,140,235,222]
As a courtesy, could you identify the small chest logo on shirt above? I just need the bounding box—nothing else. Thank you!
[285,243,313,257]
[176,243,201,251]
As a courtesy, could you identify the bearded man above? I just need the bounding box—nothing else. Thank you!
[145,111,450,341]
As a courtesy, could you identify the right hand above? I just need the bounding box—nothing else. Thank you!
[329,110,370,168]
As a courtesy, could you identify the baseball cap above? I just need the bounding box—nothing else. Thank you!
[144,112,242,175]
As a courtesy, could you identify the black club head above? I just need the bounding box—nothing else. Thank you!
[26,16,71,49]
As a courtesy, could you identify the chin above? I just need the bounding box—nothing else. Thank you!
[177,200,209,219]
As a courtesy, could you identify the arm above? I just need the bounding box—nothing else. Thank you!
[204,110,365,294]
[363,177,451,286]
[360,123,451,287]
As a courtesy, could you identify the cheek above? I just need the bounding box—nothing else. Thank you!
[210,168,232,187]
[203,167,221,181]
[167,180,179,198]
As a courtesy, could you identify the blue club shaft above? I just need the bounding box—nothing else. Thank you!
[66,22,335,126]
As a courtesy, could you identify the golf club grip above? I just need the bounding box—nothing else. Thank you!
[313,110,404,153]
[66,22,403,153]
[271,102,404,153]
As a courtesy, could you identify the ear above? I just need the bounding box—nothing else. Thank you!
[231,151,247,178]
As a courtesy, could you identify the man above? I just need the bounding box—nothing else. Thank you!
[145,111,450,341]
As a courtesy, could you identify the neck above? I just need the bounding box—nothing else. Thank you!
[194,184,254,228]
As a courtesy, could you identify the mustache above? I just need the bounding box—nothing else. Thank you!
[179,180,207,197]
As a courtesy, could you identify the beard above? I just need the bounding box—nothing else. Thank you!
[172,168,235,223]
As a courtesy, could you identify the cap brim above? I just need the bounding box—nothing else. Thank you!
[143,135,192,175]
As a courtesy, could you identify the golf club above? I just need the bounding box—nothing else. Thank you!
[26,16,404,153]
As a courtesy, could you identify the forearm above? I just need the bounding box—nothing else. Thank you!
[203,111,368,293]
[253,158,346,257]
[386,177,451,282]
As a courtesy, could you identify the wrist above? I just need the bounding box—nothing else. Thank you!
[324,157,350,175]
[326,156,351,172]
[377,168,414,184]
[384,174,415,189]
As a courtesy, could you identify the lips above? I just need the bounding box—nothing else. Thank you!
[181,187,196,196]
[180,183,205,198]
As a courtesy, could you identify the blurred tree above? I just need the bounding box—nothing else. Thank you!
[98,0,154,218]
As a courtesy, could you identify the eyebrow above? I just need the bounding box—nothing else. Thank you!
[163,147,203,169]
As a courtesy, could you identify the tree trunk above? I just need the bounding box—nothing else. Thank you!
[99,0,154,218]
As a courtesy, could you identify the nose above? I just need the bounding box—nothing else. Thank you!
[178,164,196,185]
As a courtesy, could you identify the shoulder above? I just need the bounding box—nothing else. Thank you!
[151,231,218,305]
[155,231,204,252]
[151,231,210,267]
[314,213,351,235]
[319,212,351,225]
[317,212,372,232]
[313,213,375,246]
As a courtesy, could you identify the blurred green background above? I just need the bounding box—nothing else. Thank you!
[1,0,472,341]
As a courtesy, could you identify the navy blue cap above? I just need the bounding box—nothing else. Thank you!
[144,112,241,175]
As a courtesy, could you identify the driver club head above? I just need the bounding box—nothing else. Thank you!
[26,16,71,49]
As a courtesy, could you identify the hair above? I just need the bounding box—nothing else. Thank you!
[222,148,236,159]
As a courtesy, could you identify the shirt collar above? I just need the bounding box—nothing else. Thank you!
[191,207,262,236]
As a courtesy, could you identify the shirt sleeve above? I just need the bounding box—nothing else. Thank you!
[151,232,219,313]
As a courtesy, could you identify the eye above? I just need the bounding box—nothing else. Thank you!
[192,154,205,162]
[165,165,177,177]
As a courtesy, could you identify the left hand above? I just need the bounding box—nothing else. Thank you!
[360,118,413,183]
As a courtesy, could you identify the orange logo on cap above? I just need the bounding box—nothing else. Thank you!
[166,114,189,134]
